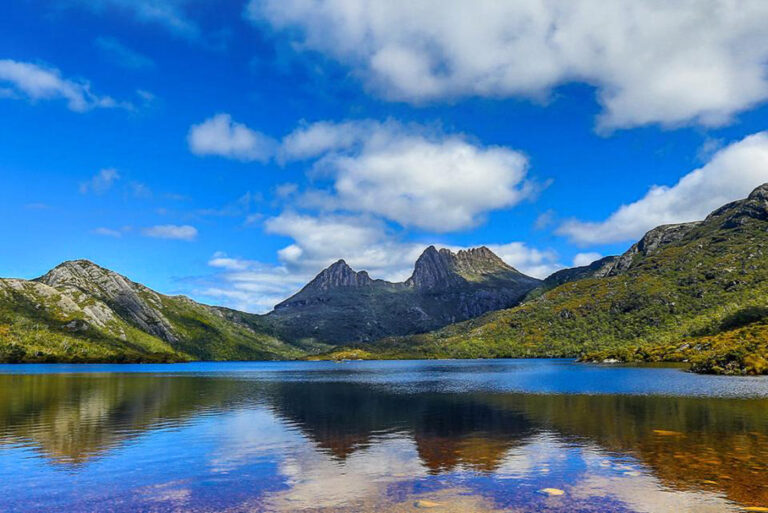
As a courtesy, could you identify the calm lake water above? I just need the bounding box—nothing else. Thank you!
[1,359,768,513]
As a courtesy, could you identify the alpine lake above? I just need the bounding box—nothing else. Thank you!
[1,359,768,512]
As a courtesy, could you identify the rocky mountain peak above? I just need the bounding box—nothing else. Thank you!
[706,182,768,229]
[38,259,133,291]
[302,259,374,292]
[406,245,527,290]
[35,259,178,343]
[406,246,463,290]
[453,246,516,277]
[748,182,768,201]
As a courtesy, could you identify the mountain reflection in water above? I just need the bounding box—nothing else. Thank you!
[0,361,767,512]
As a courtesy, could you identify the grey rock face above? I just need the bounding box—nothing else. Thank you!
[0,278,117,329]
[36,260,178,343]
[305,260,375,291]
[406,246,526,290]
[603,222,701,276]
[405,246,464,290]
[268,246,542,343]
[707,183,768,229]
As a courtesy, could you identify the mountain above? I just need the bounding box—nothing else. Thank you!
[267,246,542,344]
[7,184,768,372]
[0,260,314,363]
[0,247,540,362]
[525,255,618,300]
[340,184,768,375]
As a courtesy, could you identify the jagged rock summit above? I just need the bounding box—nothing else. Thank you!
[405,246,522,290]
[269,246,542,343]
[301,259,375,292]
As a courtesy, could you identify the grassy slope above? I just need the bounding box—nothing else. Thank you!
[0,280,313,363]
[0,281,184,363]
[319,198,768,374]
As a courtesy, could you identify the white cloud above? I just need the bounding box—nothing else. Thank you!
[92,227,122,238]
[249,0,768,130]
[95,36,155,69]
[188,114,276,162]
[572,252,602,267]
[200,252,307,312]
[279,120,368,161]
[557,132,768,245]
[186,118,534,232]
[0,59,129,112]
[487,243,562,279]
[274,182,298,198]
[141,224,198,241]
[265,212,426,281]
[79,168,120,194]
[282,120,533,232]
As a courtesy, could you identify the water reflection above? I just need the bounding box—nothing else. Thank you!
[0,365,767,512]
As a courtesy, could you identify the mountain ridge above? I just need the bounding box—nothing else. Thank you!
[0,259,312,363]
[268,245,542,344]
[322,183,768,375]
[4,184,768,372]
[0,245,543,361]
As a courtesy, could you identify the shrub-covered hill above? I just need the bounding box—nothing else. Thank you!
[0,260,320,363]
[334,184,768,373]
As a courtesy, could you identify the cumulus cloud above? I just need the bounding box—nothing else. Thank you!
[142,224,198,241]
[265,212,427,281]
[185,118,554,309]
[279,120,367,161]
[249,0,768,129]
[188,114,276,162]
[558,132,768,245]
[79,168,120,194]
[0,59,129,112]
[487,243,562,279]
[282,120,533,232]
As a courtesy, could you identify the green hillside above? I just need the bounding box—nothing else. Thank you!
[0,261,315,363]
[324,184,768,374]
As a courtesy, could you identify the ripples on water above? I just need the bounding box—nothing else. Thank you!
[0,359,767,512]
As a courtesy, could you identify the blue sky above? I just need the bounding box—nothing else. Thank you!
[2,1,768,311]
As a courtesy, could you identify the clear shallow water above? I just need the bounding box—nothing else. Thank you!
[0,359,767,512]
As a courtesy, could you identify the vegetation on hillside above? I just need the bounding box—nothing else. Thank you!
[4,186,768,372]
[0,264,316,363]
[583,308,768,375]
[317,185,768,374]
